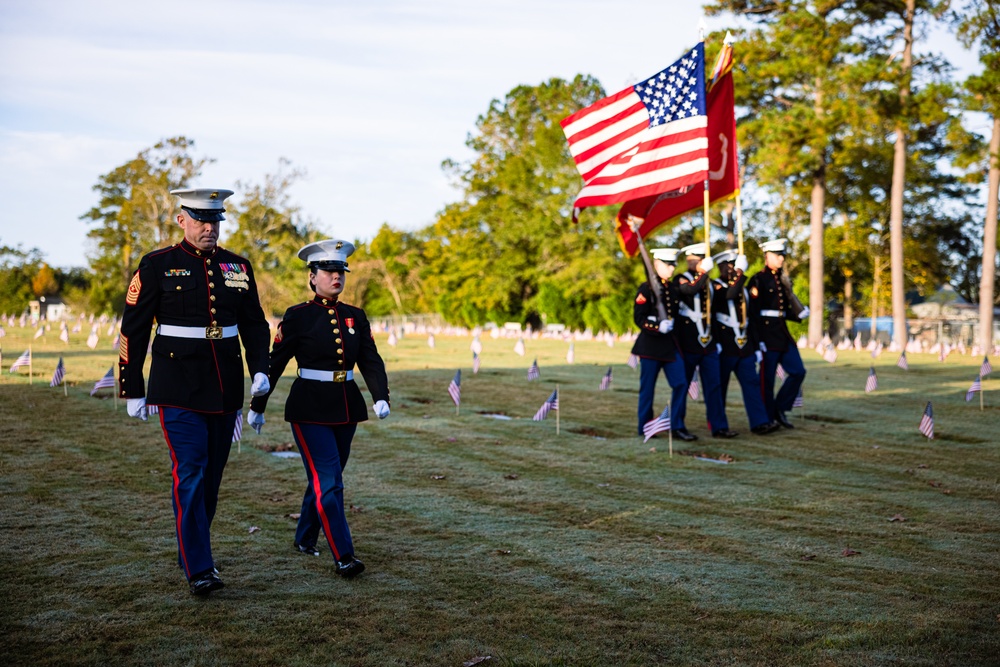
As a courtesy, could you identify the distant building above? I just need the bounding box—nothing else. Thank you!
[28,295,69,321]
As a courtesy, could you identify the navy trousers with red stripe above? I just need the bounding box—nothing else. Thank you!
[159,407,236,581]
[291,422,358,562]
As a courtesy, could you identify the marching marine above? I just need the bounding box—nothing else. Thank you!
[711,249,778,435]
[118,188,272,595]
[673,243,736,439]
[747,238,809,428]
[631,248,687,439]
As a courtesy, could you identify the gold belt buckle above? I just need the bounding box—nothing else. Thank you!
[735,335,748,348]
[699,334,712,347]
[205,326,223,339]
[332,371,347,382]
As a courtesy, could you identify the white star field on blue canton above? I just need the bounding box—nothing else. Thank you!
[633,45,706,127]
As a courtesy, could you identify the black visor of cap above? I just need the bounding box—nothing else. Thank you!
[310,260,350,273]
[182,206,225,223]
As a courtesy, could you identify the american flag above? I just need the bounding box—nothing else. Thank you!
[981,356,992,377]
[34,327,44,339]
[687,371,700,400]
[627,353,639,370]
[566,343,575,364]
[90,366,116,396]
[966,375,982,402]
[472,351,481,374]
[561,43,708,215]
[918,401,934,439]
[527,359,540,381]
[0,326,5,337]
[427,334,435,349]
[599,367,613,390]
[87,329,99,349]
[447,370,461,406]
[865,366,878,393]
[387,330,398,346]
[9,348,30,373]
[112,333,120,351]
[823,346,838,364]
[896,352,909,370]
[793,388,804,409]
[50,356,66,387]
[532,389,559,421]
[59,326,69,344]
[643,404,672,443]
[513,338,525,356]
[232,410,243,442]
[776,364,787,381]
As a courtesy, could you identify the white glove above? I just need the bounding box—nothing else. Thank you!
[247,409,265,434]
[716,344,723,354]
[759,342,768,353]
[734,254,748,272]
[658,319,673,334]
[798,306,810,319]
[698,257,714,273]
[127,397,147,421]
[373,400,390,419]
[755,350,763,363]
[251,372,270,397]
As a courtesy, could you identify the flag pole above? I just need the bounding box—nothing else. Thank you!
[556,384,560,435]
[668,428,673,458]
[28,344,32,384]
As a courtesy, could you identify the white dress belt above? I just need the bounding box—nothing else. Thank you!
[760,309,785,318]
[297,368,354,382]
[157,324,238,339]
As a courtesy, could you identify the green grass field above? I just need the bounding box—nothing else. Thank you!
[2,324,999,666]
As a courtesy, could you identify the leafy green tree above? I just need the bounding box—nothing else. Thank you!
[425,76,637,333]
[951,0,1000,347]
[347,224,427,316]
[223,160,320,317]
[0,244,43,313]
[80,137,210,312]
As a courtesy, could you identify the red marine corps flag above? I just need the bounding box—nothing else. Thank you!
[615,33,739,256]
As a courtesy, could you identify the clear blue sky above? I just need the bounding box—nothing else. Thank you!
[0,0,983,268]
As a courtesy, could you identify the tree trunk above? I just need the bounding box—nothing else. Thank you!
[889,0,914,351]
[979,115,1000,352]
[844,270,854,335]
[871,255,881,341]
[808,74,826,347]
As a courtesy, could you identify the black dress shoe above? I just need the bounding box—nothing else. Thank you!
[751,422,780,435]
[776,412,795,429]
[335,556,366,579]
[672,428,698,442]
[189,570,224,595]
[294,542,321,556]
[712,429,739,439]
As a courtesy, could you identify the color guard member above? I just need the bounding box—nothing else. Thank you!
[747,238,809,428]
[119,188,272,595]
[631,248,687,438]
[711,249,778,435]
[248,239,390,579]
[673,243,736,439]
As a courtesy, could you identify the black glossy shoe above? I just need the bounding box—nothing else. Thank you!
[672,428,698,442]
[294,542,321,557]
[776,412,795,429]
[751,421,780,435]
[335,556,366,579]
[712,429,739,439]
[189,570,224,596]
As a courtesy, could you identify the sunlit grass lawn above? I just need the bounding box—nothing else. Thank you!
[1,325,998,666]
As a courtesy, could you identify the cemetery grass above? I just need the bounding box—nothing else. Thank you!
[1,328,999,666]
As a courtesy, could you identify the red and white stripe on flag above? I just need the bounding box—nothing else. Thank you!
[561,43,708,214]
[643,406,671,442]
